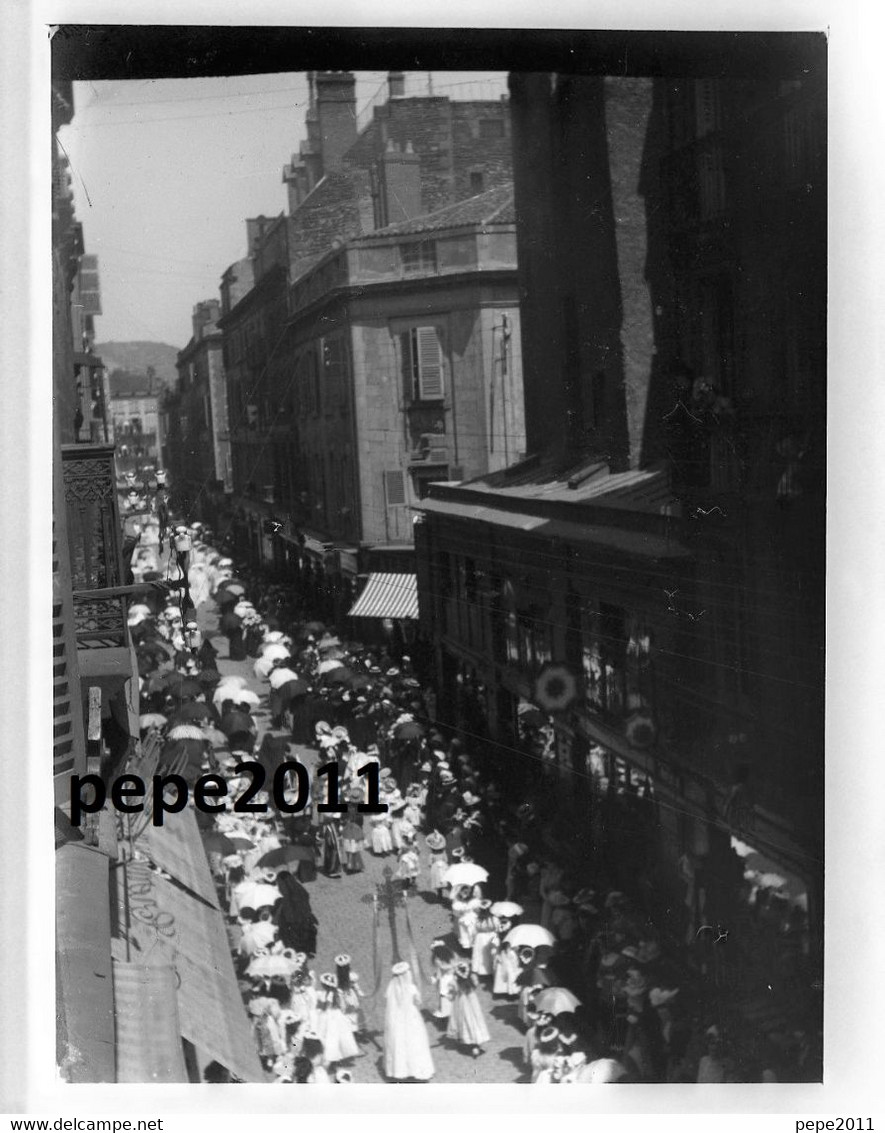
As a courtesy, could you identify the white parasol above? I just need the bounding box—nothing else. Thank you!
[504,924,555,949]
[268,667,300,690]
[442,862,489,888]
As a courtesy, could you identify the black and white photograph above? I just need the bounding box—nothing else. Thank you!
[5,4,884,1121]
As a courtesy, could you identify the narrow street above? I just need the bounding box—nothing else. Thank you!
[196,600,525,1083]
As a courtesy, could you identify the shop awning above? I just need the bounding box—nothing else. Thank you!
[114,860,264,1083]
[111,959,188,1082]
[348,572,418,620]
[56,844,116,1083]
[142,806,220,909]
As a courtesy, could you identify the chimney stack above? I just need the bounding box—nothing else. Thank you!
[192,299,221,341]
[315,71,357,173]
[387,71,405,99]
[379,139,422,226]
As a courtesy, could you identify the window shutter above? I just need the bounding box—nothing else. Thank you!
[415,327,444,399]
[384,470,406,508]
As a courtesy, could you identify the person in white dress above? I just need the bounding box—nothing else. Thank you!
[471,901,499,981]
[383,961,435,1082]
[314,973,360,1067]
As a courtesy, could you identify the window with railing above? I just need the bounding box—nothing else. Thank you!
[61,444,128,650]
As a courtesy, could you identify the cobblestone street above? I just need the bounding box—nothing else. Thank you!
[198,601,526,1084]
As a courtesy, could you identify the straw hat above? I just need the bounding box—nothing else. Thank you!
[334,954,351,967]
[391,961,410,976]
[320,973,338,989]
[425,831,446,851]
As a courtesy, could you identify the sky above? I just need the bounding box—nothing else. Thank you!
[57,71,508,349]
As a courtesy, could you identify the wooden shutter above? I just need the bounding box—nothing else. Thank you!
[384,470,406,508]
[415,327,444,400]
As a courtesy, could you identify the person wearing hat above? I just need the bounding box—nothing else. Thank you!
[383,961,435,1081]
[394,840,420,892]
[369,808,394,857]
[470,900,499,983]
[334,955,367,1038]
[425,831,450,901]
[447,960,491,1058]
[320,811,343,879]
[298,1031,331,1083]
[314,972,360,1069]
[529,1023,561,1082]
[492,929,522,999]
[341,801,366,875]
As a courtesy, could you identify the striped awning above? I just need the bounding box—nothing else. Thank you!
[348,572,418,620]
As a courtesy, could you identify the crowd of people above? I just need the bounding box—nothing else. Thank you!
[122,510,819,1084]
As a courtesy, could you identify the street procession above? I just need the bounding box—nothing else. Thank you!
[48,36,827,1097]
[104,504,813,1084]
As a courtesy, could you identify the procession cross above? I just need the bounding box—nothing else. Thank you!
[374,865,407,963]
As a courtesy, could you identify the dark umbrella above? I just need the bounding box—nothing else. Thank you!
[203,831,239,855]
[322,666,352,686]
[393,719,425,741]
[137,640,173,660]
[160,672,203,699]
[146,673,170,695]
[196,669,222,688]
[219,710,256,737]
[346,673,374,692]
[278,677,310,701]
[169,701,215,725]
[257,845,305,870]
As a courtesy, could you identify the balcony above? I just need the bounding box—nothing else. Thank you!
[61,444,133,684]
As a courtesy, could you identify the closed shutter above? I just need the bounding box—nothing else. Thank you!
[414,327,444,400]
[384,470,406,508]
[53,522,86,788]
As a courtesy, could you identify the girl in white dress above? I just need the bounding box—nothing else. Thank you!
[471,901,499,981]
[446,961,491,1058]
[429,938,458,1020]
[287,954,318,1029]
[334,955,367,1037]
[425,832,449,900]
[315,973,360,1067]
[370,812,393,856]
[451,885,478,952]
[383,961,435,1081]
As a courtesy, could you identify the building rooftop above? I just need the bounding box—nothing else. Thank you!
[465,452,678,515]
[364,182,515,239]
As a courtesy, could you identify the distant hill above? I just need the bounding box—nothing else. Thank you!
[93,341,181,390]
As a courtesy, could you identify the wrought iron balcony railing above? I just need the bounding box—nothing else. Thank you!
[61,444,129,651]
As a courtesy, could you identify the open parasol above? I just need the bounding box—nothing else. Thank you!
[346,673,374,692]
[167,724,207,741]
[236,882,281,911]
[139,713,168,731]
[247,951,298,979]
[202,831,240,855]
[393,719,425,741]
[504,924,555,949]
[276,677,310,702]
[169,701,215,725]
[316,635,342,651]
[490,901,524,919]
[317,658,346,675]
[137,640,172,660]
[321,666,352,686]
[219,710,256,737]
[161,671,203,696]
[257,845,306,870]
[229,688,261,708]
[268,666,300,690]
[442,862,489,888]
[534,986,582,1014]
